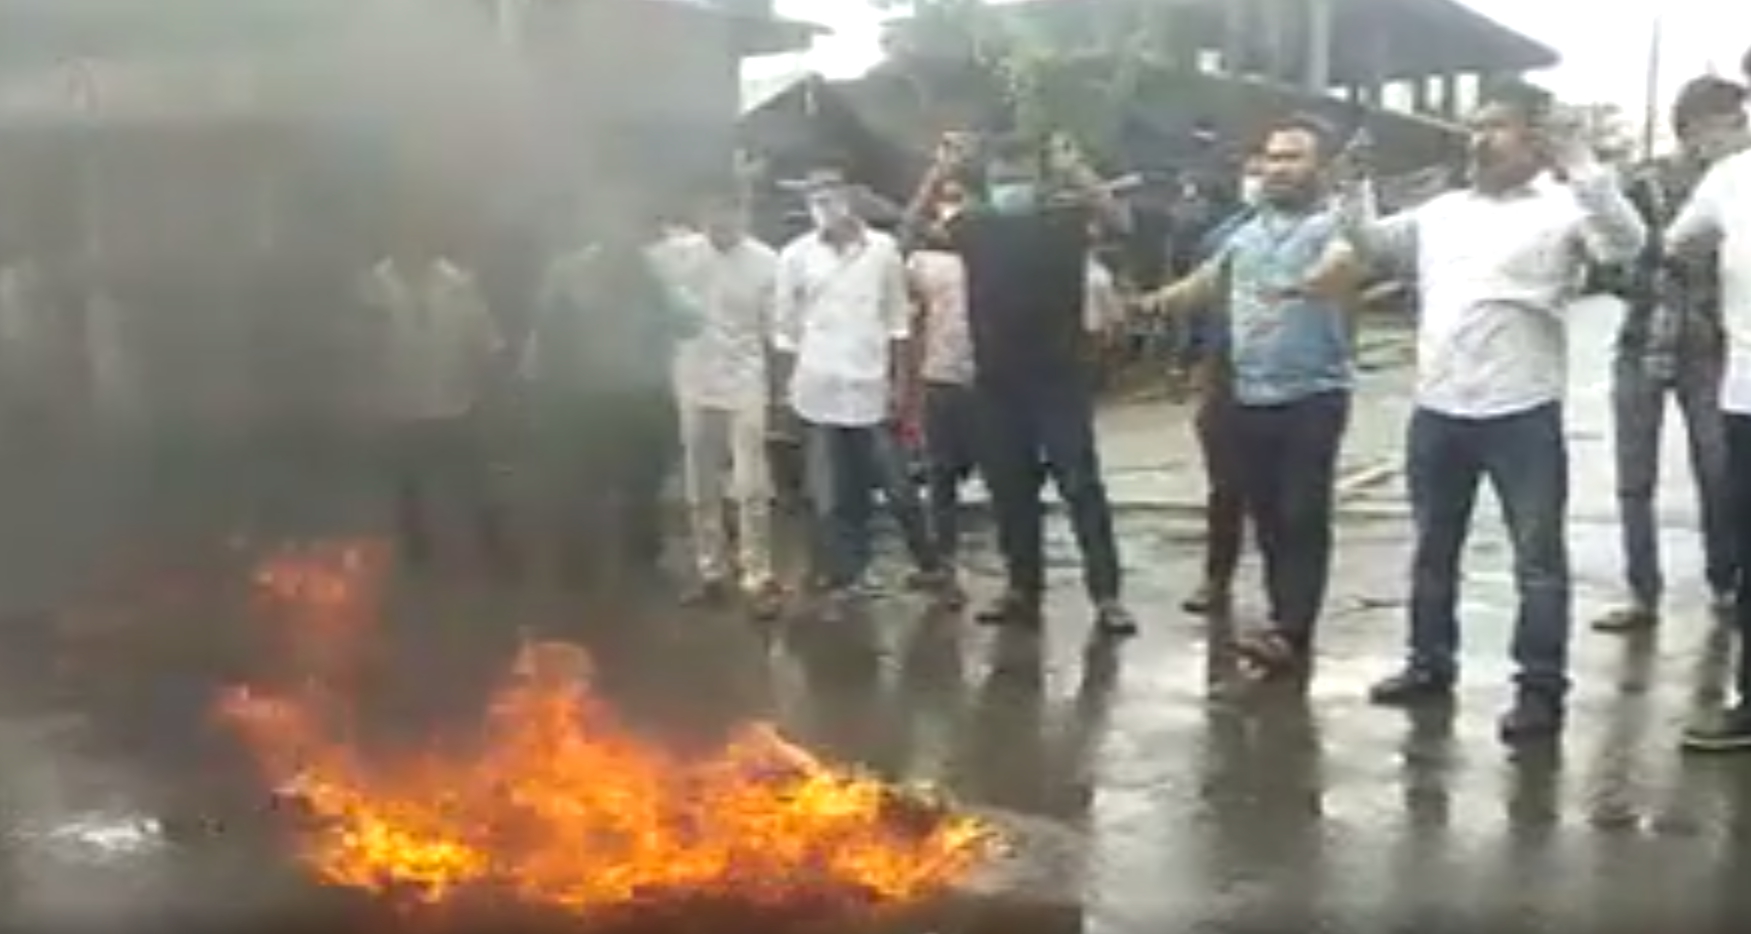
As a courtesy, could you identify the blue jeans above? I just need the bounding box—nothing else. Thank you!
[804,422,939,589]
[1726,413,1751,701]
[1406,404,1571,696]
[1611,351,1736,603]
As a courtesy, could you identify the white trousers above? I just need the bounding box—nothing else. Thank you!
[679,402,773,587]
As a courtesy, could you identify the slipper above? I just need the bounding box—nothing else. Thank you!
[1232,630,1304,682]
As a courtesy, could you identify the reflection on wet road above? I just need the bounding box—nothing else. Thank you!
[2,517,1750,934]
[3,301,1750,933]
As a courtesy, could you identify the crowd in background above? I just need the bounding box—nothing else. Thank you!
[0,60,1748,763]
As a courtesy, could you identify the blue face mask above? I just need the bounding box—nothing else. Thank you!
[988,182,1038,215]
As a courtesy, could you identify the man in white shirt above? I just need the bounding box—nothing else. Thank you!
[668,193,783,618]
[361,232,507,571]
[1337,86,1647,743]
[775,167,949,620]
[1666,79,1751,752]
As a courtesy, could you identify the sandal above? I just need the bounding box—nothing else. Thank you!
[1232,630,1305,682]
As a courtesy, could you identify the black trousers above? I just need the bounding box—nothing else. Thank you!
[1194,387,1246,588]
[1230,390,1349,650]
[922,381,980,560]
[1727,413,1751,702]
[975,377,1121,601]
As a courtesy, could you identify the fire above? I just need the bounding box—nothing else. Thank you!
[218,542,995,914]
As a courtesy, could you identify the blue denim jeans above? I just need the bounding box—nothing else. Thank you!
[803,422,939,589]
[1406,403,1571,696]
[1726,413,1751,701]
[1611,351,1736,604]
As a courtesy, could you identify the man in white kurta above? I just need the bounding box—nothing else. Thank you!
[668,196,783,615]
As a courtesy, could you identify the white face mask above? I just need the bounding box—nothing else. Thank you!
[1240,176,1264,206]
[807,192,853,230]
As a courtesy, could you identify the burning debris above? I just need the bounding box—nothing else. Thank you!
[216,543,997,922]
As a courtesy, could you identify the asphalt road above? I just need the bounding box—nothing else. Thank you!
[0,297,1748,934]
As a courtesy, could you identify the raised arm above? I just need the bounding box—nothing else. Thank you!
[1566,164,1648,265]
[1141,254,1225,317]
[1334,179,1418,268]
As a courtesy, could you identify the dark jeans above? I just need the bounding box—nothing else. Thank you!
[804,421,939,589]
[1407,403,1570,696]
[975,378,1121,601]
[384,414,504,564]
[1611,353,1736,603]
[1727,413,1751,702]
[923,381,980,560]
[1230,390,1348,649]
[1194,386,1246,588]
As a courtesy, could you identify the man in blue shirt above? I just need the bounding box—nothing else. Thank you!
[1146,116,1361,680]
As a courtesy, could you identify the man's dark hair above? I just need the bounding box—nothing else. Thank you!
[1672,75,1748,133]
[803,151,856,187]
[1261,113,1337,157]
[1478,79,1554,126]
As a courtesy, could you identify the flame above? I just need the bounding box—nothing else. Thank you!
[217,542,995,914]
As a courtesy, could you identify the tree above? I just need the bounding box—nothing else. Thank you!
[866,0,1168,164]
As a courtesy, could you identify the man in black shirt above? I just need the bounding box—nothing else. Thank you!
[909,133,1136,636]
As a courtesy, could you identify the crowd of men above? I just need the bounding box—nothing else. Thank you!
[357,62,1751,757]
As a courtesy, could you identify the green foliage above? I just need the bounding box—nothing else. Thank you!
[870,0,1167,163]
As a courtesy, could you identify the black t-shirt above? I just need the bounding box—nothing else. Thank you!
[949,203,1091,387]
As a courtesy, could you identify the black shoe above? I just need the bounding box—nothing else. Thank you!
[1180,581,1231,615]
[976,590,1043,629]
[1498,691,1565,744]
[1093,599,1138,638]
[1368,668,1455,706]
[1681,704,1751,753]
[1592,604,1658,634]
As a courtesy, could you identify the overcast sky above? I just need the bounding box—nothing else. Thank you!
[762,0,1751,119]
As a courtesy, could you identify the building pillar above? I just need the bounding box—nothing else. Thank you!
[1361,16,1388,107]
[1441,72,1460,119]
[1221,0,1247,75]
[1264,0,1290,83]
[1412,76,1431,114]
[1304,0,1332,93]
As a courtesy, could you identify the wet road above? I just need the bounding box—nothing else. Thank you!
[3,300,1751,934]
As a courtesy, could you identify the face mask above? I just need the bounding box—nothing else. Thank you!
[988,182,1038,215]
[1240,177,1263,205]
[808,193,852,229]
